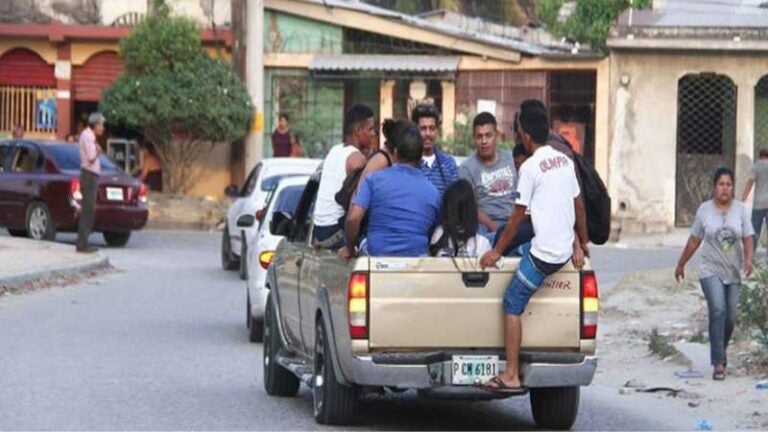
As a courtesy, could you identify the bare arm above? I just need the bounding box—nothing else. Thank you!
[478,210,498,232]
[574,195,588,249]
[340,205,366,261]
[742,178,755,202]
[346,152,366,175]
[355,153,388,191]
[743,235,754,278]
[675,236,703,281]
[479,205,527,268]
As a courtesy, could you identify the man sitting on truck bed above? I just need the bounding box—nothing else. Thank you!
[340,123,440,259]
[479,107,589,393]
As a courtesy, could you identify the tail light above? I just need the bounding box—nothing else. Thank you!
[138,183,148,204]
[581,271,599,339]
[259,250,274,270]
[70,178,82,201]
[348,272,368,339]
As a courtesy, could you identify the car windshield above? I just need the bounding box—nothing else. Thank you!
[261,174,303,192]
[47,144,120,173]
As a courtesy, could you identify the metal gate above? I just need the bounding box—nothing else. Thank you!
[675,73,737,226]
[754,75,768,158]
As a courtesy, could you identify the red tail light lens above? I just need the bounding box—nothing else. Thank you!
[581,271,599,339]
[138,183,148,204]
[259,250,274,270]
[348,272,368,339]
[70,178,82,201]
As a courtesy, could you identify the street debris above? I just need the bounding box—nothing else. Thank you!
[757,380,768,389]
[696,419,713,431]
[675,370,704,379]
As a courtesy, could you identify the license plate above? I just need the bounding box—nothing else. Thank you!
[451,355,499,385]
[106,187,124,201]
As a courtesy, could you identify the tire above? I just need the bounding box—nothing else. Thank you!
[7,228,27,237]
[263,294,299,397]
[239,234,248,280]
[26,202,56,241]
[530,386,580,430]
[247,294,263,343]
[221,225,239,270]
[103,231,131,247]
[313,317,357,425]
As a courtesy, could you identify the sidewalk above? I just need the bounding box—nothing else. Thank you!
[614,228,690,249]
[0,236,109,291]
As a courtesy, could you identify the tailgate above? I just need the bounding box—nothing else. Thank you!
[367,257,581,350]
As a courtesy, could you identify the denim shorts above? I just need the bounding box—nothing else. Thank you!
[503,243,566,316]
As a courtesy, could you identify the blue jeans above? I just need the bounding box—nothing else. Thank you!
[484,220,535,256]
[312,222,344,250]
[752,208,768,253]
[700,276,740,366]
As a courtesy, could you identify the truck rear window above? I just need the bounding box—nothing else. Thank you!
[47,144,119,173]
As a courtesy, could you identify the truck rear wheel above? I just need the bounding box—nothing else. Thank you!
[529,386,580,430]
[313,318,356,425]
[263,295,299,397]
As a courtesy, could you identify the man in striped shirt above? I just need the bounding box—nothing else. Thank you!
[411,104,458,196]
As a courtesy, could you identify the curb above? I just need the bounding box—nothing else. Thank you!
[146,220,220,231]
[0,255,111,289]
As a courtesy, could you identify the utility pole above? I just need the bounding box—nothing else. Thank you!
[245,0,265,173]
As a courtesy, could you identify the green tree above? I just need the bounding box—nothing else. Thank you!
[100,3,252,194]
[536,0,651,52]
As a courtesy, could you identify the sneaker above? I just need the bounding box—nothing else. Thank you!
[76,245,99,253]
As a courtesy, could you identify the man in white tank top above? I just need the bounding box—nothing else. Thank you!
[312,104,374,248]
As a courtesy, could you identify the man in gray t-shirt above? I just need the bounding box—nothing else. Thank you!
[741,147,768,252]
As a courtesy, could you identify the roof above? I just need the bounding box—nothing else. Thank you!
[267,0,596,59]
[309,54,459,72]
[610,0,768,51]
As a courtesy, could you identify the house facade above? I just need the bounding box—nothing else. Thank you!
[608,0,768,233]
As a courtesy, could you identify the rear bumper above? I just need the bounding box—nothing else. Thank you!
[55,204,148,232]
[344,351,597,390]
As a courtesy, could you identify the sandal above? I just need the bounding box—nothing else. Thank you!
[480,376,526,394]
[713,370,725,381]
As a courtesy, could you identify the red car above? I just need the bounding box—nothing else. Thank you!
[0,140,148,246]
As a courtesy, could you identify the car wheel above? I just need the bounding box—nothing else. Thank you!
[313,317,357,425]
[239,235,248,280]
[7,228,27,237]
[26,202,56,241]
[247,294,263,343]
[263,294,299,397]
[221,225,239,271]
[103,231,131,247]
[530,386,580,430]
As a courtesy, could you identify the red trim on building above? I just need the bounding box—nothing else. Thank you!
[73,51,124,102]
[0,22,232,46]
[0,48,55,87]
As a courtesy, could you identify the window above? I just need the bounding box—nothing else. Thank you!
[754,76,768,157]
[47,144,119,173]
[11,145,41,173]
[242,163,262,197]
[291,180,319,243]
[0,144,12,172]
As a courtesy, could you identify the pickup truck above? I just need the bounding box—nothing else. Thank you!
[262,173,599,430]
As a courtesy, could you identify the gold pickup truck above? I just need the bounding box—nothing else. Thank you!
[262,173,598,430]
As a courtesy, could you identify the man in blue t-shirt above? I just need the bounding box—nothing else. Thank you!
[340,124,440,259]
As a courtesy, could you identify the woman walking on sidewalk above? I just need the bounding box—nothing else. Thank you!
[675,167,754,380]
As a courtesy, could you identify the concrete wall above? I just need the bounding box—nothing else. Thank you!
[609,50,768,232]
[187,141,232,198]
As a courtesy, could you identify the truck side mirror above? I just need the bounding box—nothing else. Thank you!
[270,211,293,236]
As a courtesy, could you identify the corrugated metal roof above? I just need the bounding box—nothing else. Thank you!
[617,0,768,28]
[310,55,459,72]
[287,0,585,56]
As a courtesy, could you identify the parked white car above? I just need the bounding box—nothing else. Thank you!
[240,175,311,342]
[221,158,320,272]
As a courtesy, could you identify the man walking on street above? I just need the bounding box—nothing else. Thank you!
[412,104,458,196]
[76,113,105,253]
[742,147,768,253]
[479,107,588,393]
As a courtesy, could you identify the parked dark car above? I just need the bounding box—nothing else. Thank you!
[0,140,148,246]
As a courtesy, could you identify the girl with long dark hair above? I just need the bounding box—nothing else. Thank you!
[430,179,492,257]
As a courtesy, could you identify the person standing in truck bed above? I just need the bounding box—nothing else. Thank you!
[479,106,588,393]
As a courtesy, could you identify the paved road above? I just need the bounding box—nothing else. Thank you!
[0,231,693,430]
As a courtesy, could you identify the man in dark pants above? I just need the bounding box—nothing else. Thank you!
[76,113,105,253]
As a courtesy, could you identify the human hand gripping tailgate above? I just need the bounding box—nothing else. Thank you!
[366,257,582,350]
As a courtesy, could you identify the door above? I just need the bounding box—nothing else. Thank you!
[0,142,15,225]
[3,143,43,228]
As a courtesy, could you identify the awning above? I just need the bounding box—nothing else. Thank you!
[309,55,459,72]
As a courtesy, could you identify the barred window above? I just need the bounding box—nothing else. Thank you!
[754,76,768,158]
[675,73,737,226]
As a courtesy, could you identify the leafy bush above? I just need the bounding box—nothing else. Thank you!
[740,266,768,352]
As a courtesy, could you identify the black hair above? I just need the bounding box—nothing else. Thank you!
[381,119,410,154]
[712,166,734,186]
[520,99,547,115]
[472,112,497,130]
[343,103,374,136]
[278,112,290,122]
[394,124,423,164]
[411,104,441,125]
[431,179,479,257]
[518,107,549,144]
[513,143,528,158]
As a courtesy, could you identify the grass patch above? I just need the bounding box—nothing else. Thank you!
[649,328,682,359]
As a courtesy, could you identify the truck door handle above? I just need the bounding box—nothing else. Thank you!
[462,272,489,288]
